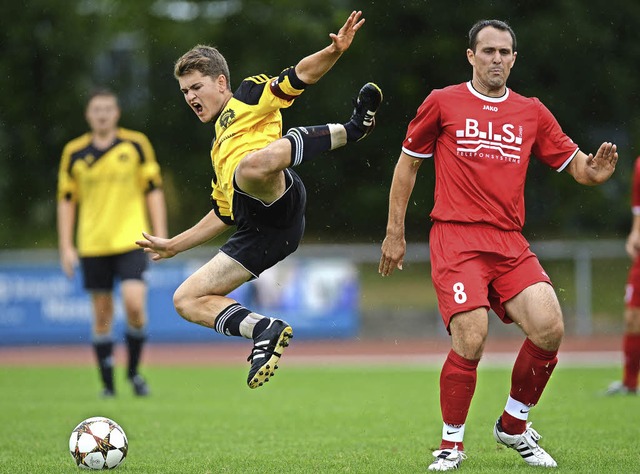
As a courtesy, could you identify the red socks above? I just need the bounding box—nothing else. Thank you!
[500,338,558,434]
[623,333,640,390]
[438,339,558,447]
[439,350,479,450]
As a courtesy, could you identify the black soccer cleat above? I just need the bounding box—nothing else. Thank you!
[247,318,293,389]
[100,387,115,399]
[128,374,150,397]
[346,82,383,142]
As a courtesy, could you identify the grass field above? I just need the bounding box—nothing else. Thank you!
[1,364,638,473]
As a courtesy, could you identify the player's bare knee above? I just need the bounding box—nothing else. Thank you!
[172,287,193,321]
[452,331,487,360]
[530,317,564,351]
[462,339,486,360]
[547,318,564,348]
[237,152,274,181]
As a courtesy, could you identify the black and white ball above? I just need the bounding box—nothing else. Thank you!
[69,416,128,470]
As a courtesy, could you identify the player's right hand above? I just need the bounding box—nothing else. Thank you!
[136,232,177,261]
[379,235,405,277]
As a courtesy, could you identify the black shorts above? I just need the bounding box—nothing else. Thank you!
[221,169,306,278]
[80,249,148,291]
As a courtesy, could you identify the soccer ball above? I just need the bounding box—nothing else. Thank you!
[69,416,128,470]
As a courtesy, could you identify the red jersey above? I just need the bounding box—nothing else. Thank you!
[632,157,640,215]
[402,82,579,231]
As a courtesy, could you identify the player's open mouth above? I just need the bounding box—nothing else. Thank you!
[193,103,203,114]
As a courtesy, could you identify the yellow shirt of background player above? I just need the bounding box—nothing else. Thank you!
[57,128,162,256]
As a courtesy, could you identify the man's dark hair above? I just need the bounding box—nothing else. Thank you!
[468,19,517,52]
[86,87,119,107]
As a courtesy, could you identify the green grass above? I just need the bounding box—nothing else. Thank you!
[1,364,639,473]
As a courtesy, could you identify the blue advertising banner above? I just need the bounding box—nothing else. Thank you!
[0,257,359,345]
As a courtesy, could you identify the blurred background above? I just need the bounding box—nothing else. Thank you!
[1,0,640,343]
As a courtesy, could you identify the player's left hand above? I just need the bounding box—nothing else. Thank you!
[584,142,618,184]
[330,10,365,53]
[626,230,640,259]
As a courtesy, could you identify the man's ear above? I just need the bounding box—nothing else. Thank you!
[217,74,228,92]
[466,48,475,67]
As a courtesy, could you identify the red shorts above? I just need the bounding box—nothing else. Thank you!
[625,257,640,307]
[429,222,552,330]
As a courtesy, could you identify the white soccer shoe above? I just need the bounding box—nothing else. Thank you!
[605,380,638,395]
[427,446,466,471]
[493,417,557,468]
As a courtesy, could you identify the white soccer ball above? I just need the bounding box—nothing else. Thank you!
[69,416,128,470]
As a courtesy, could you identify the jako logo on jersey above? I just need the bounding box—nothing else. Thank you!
[456,118,523,163]
[483,105,498,112]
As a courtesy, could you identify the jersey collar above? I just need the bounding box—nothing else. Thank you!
[466,81,510,103]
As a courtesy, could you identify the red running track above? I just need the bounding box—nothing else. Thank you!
[0,335,622,367]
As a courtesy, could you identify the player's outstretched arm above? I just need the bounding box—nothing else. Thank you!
[379,152,422,277]
[294,10,365,85]
[567,142,618,185]
[136,210,230,261]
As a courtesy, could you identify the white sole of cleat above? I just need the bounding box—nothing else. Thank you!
[248,326,293,389]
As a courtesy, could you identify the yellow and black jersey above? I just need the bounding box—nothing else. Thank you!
[210,66,306,224]
[57,128,162,257]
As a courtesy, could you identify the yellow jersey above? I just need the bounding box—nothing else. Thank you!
[57,128,162,257]
[210,68,305,223]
